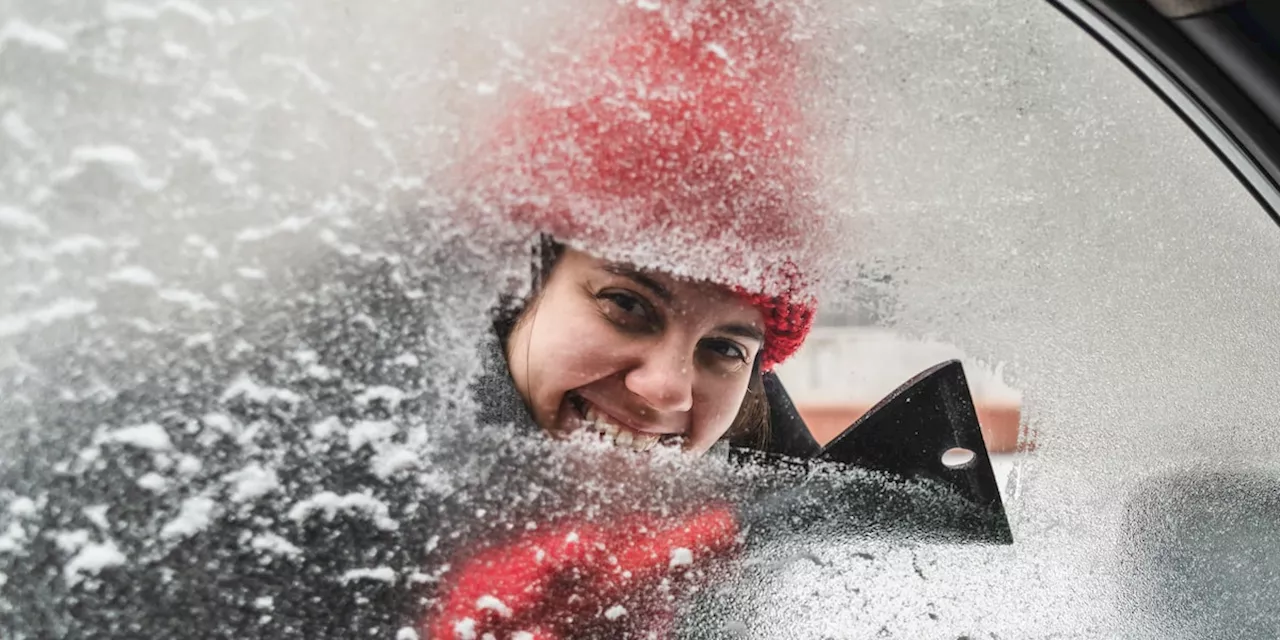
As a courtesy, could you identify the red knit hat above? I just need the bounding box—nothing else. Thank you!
[460,0,828,370]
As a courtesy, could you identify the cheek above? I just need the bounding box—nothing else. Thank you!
[687,375,752,449]
[523,304,629,393]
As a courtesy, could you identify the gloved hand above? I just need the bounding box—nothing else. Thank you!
[422,505,739,640]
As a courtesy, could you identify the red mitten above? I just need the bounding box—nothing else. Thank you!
[423,505,739,640]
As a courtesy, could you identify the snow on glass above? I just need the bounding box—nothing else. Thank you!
[4,0,1280,638]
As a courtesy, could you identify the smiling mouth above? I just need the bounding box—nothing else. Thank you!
[566,392,682,453]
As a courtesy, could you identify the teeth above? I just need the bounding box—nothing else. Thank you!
[630,433,659,452]
[582,403,660,453]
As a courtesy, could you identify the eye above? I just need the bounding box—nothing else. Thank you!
[700,337,749,364]
[602,290,645,316]
[597,289,658,331]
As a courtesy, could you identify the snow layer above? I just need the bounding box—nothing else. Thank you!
[106,266,161,288]
[287,491,399,532]
[0,204,48,234]
[63,540,126,586]
[338,566,397,585]
[669,547,693,568]
[223,463,280,503]
[249,532,303,559]
[0,299,97,338]
[0,20,68,52]
[101,423,173,451]
[137,472,169,493]
[159,496,217,540]
[7,497,37,519]
[475,595,512,618]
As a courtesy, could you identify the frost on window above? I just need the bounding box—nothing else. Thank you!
[0,1,930,637]
[4,0,1280,638]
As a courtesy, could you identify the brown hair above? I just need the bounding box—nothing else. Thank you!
[724,359,771,451]
[492,236,771,450]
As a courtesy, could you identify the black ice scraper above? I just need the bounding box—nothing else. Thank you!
[820,360,1009,515]
[734,360,1014,544]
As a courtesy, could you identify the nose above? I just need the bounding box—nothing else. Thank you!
[624,339,695,414]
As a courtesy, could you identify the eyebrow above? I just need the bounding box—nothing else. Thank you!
[601,263,764,342]
[719,323,765,344]
[602,263,674,303]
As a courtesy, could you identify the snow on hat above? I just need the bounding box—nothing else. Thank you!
[460,0,830,369]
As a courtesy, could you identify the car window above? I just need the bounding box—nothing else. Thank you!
[3,1,1279,638]
[753,0,1280,637]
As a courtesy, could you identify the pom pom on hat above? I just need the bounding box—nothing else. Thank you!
[461,0,829,369]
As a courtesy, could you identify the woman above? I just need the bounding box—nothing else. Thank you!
[463,0,830,459]
[427,0,831,636]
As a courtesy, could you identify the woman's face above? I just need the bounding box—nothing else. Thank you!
[506,249,766,455]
